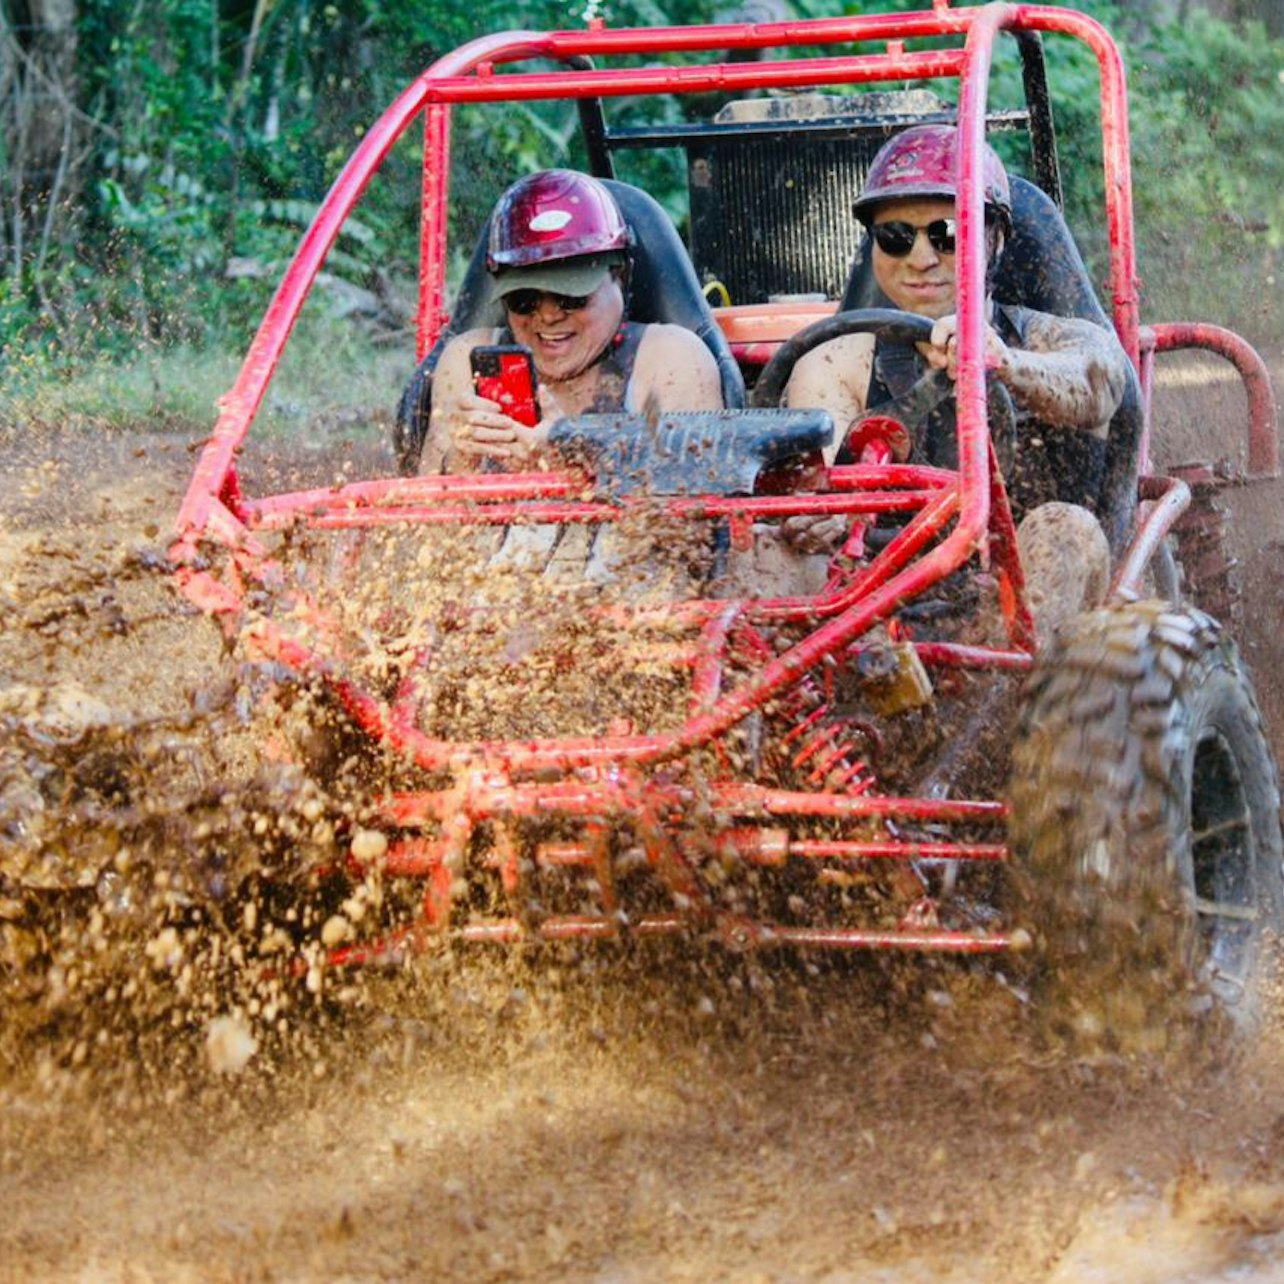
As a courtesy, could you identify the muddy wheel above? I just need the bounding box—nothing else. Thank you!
[1009,602,1284,1050]
[1169,464,1242,630]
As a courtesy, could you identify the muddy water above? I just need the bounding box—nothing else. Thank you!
[5,365,1284,1281]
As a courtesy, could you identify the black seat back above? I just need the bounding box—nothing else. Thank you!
[394,178,746,474]
[839,176,1142,555]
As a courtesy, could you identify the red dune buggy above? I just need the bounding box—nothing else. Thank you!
[171,2,1284,1039]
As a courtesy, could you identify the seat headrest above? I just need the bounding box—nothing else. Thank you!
[993,178,1109,324]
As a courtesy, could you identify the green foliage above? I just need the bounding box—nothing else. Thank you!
[2,0,738,373]
[0,311,412,437]
[1124,7,1284,331]
[993,1,1284,331]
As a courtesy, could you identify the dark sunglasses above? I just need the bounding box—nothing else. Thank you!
[870,218,958,258]
[503,288,592,316]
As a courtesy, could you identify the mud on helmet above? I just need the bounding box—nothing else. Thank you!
[487,169,633,271]
[852,123,1013,232]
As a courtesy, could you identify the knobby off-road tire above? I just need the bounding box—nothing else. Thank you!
[1009,601,1284,1052]
[1168,466,1242,632]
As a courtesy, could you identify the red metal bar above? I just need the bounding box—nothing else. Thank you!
[239,461,952,521]
[373,776,1007,830]
[948,6,1005,551]
[741,925,1013,953]
[790,840,1007,861]
[378,836,445,878]
[1143,322,1280,478]
[1109,474,1190,602]
[910,641,1034,672]
[984,441,1034,649]
[323,926,424,968]
[418,103,452,360]
[323,914,1013,963]
[535,841,594,867]
[243,489,941,531]
[421,50,967,106]
[1138,338,1157,476]
[710,784,1007,823]
[690,603,742,713]
[469,10,979,65]
[247,472,588,513]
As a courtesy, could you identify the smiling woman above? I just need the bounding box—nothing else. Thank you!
[501,259,629,390]
[421,169,725,474]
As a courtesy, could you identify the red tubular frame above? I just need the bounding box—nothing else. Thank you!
[171,3,1279,959]
[1140,323,1280,479]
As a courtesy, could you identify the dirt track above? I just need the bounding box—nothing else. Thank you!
[5,353,1284,1282]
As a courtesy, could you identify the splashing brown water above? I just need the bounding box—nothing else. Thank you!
[6,366,1284,1281]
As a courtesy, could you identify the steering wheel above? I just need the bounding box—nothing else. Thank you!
[751,307,1016,476]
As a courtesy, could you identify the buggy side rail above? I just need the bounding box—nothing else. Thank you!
[1140,323,1280,479]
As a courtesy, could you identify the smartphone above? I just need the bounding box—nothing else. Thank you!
[470,345,539,427]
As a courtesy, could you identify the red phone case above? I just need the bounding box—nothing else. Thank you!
[471,345,539,427]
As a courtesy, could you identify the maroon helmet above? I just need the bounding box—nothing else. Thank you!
[487,170,632,271]
[852,124,1012,228]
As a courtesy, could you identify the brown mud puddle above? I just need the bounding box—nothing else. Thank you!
[4,355,1284,1281]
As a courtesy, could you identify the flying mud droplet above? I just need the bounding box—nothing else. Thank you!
[205,1015,258,1075]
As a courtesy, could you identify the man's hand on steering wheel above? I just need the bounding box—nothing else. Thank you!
[924,313,1011,383]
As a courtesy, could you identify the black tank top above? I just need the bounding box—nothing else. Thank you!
[859,305,1107,519]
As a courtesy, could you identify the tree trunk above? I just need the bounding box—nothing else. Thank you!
[1233,0,1284,36]
[1201,0,1284,36]
[1,0,82,283]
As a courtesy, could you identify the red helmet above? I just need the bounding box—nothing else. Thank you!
[852,124,1012,228]
[487,170,632,271]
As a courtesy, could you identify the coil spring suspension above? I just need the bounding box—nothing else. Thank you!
[730,624,929,913]
[726,622,880,794]
[777,671,879,794]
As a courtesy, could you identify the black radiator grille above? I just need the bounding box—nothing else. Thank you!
[688,135,884,305]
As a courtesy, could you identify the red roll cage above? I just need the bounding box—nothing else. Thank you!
[168,2,1279,960]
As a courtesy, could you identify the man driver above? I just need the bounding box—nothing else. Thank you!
[785,124,1130,642]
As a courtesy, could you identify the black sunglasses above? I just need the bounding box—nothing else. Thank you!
[503,288,592,316]
[870,218,958,258]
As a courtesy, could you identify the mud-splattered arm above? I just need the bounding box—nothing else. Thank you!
[925,308,1128,435]
[989,310,1128,434]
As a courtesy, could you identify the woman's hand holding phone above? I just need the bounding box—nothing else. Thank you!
[454,344,552,466]
[451,393,553,464]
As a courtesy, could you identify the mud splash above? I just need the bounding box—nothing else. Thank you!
[5,402,1284,1281]
[0,430,741,1087]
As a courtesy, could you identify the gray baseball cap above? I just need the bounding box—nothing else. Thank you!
[488,252,624,305]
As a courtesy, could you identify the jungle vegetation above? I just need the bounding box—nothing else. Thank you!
[2,0,1282,418]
